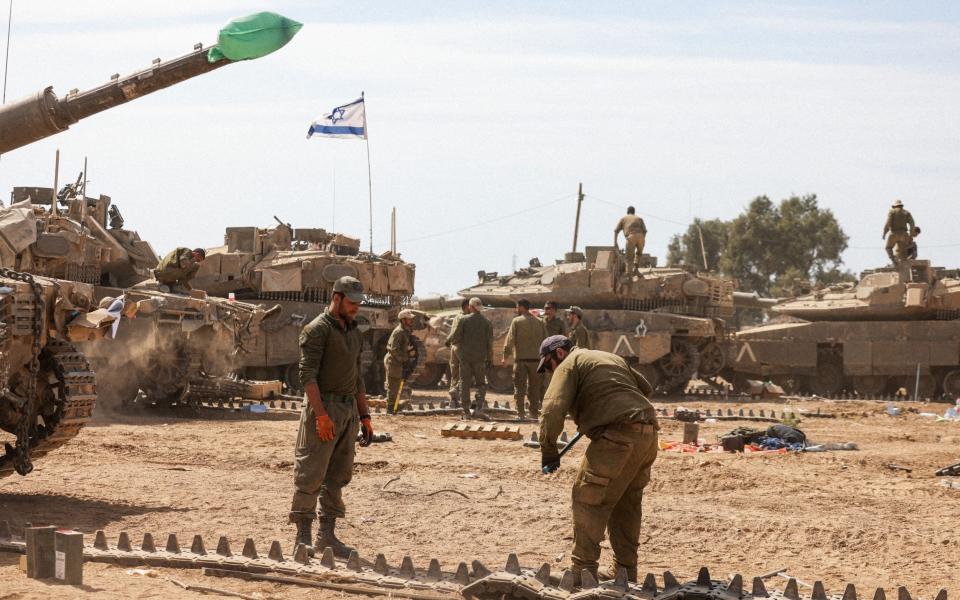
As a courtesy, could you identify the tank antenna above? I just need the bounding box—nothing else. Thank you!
[51,149,60,217]
[571,182,584,253]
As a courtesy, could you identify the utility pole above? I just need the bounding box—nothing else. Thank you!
[390,206,396,255]
[571,182,584,253]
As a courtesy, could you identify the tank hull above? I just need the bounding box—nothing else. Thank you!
[733,319,960,398]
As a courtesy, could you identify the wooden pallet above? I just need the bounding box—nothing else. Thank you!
[441,422,522,441]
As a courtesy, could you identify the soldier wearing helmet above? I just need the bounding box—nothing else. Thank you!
[384,309,418,414]
[882,200,916,264]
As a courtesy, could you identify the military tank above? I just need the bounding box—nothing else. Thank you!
[731,259,960,398]
[447,248,738,393]
[0,269,112,479]
[192,221,421,394]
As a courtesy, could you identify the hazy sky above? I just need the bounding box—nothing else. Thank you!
[1,1,958,296]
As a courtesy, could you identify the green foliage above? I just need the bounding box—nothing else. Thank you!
[667,194,855,296]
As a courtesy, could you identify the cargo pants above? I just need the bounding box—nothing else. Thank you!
[885,231,911,261]
[625,233,645,270]
[289,396,360,522]
[458,360,487,415]
[513,359,543,417]
[571,422,658,575]
[448,350,461,406]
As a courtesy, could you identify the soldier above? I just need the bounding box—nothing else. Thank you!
[566,306,592,349]
[502,298,547,419]
[155,247,205,293]
[445,297,493,418]
[445,298,471,407]
[290,276,374,558]
[905,226,921,260]
[614,206,647,272]
[384,310,417,414]
[882,200,916,264]
[541,300,567,337]
[537,335,659,583]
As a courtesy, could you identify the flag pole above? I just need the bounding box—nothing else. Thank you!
[363,91,373,255]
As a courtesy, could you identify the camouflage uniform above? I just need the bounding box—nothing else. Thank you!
[503,314,547,418]
[615,215,647,271]
[155,247,200,291]
[383,322,412,414]
[446,311,493,416]
[290,310,364,523]
[540,348,659,580]
[883,206,915,263]
[569,322,592,349]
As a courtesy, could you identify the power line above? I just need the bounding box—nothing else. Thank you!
[386,191,575,248]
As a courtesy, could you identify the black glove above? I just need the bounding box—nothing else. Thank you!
[541,454,560,474]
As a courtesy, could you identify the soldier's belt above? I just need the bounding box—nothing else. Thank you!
[610,421,657,434]
[321,393,356,403]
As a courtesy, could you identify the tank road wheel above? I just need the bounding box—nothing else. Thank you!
[808,361,843,397]
[943,370,960,400]
[656,340,700,393]
[853,375,889,399]
[411,363,445,389]
[635,363,662,395]
[698,342,726,378]
[486,365,514,394]
[895,374,937,400]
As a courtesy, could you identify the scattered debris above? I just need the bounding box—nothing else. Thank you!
[935,463,960,477]
[886,463,913,473]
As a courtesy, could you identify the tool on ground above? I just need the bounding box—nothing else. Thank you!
[393,379,406,414]
[542,432,584,474]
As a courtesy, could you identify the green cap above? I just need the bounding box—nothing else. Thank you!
[333,276,364,303]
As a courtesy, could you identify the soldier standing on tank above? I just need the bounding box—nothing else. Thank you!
[290,276,374,558]
[614,207,647,273]
[882,200,916,264]
[154,247,205,293]
[445,297,493,418]
[566,306,592,349]
[445,298,471,407]
[384,309,417,414]
[502,298,547,419]
[538,335,659,584]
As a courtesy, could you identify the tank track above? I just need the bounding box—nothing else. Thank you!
[0,523,948,600]
[0,341,96,479]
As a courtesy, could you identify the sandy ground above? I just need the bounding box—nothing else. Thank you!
[2,390,960,598]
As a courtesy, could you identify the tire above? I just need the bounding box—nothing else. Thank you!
[486,365,513,394]
[808,361,843,397]
[853,375,889,399]
[698,342,726,378]
[943,369,960,400]
[656,339,700,393]
[411,363,445,389]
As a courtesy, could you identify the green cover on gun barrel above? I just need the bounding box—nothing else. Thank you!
[208,12,303,62]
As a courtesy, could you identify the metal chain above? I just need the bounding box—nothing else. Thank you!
[0,267,43,475]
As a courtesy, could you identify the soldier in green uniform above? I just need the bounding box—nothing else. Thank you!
[290,276,374,558]
[154,247,205,292]
[537,335,658,584]
[882,200,916,264]
[446,298,470,407]
[502,299,547,419]
[445,297,493,418]
[541,301,567,337]
[614,206,647,272]
[566,306,591,349]
[384,310,417,414]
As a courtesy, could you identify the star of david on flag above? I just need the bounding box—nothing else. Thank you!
[307,96,367,139]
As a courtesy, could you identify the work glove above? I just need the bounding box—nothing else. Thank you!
[315,414,336,442]
[359,415,374,447]
[541,454,561,474]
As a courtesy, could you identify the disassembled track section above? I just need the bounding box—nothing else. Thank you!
[0,522,947,599]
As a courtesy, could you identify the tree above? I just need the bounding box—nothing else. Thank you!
[667,194,854,297]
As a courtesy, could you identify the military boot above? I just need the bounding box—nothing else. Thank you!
[294,518,315,556]
[886,247,897,265]
[315,517,355,559]
[598,564,637,583]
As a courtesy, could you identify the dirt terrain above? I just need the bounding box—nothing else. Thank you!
[2,391,960,598]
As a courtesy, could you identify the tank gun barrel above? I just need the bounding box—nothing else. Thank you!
[732,291,780,310]
[0,44,235,154]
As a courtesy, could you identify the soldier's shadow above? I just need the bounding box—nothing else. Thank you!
[0,492,187,535]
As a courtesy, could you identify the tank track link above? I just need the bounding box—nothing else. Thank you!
[0,341,96,479]
[0,523,947,600]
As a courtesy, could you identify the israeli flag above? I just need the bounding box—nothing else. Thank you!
[307,97,367,139]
